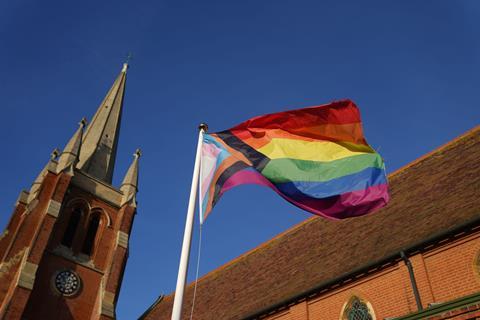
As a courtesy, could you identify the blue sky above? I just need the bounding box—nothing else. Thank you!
[0,1,479,318]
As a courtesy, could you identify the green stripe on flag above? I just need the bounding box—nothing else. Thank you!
[261,153,384,183]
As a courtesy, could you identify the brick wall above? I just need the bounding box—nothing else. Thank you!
[263,232,480,320]
[23,254,103,319]
[424,234,480,303]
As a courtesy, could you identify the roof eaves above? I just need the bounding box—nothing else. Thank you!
[243,213,480,320]
[138,295,164,320]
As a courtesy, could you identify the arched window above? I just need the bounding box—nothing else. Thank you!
[475,251,480,271]
[61,206,83,248]
[343,297,374,320]
[81,211,101,256]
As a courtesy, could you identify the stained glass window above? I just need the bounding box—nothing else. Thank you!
[345,297,373,320]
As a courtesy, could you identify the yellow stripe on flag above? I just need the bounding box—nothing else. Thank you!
[257,138,375,162]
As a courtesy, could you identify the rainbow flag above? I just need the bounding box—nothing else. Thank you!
[199,100,389,224]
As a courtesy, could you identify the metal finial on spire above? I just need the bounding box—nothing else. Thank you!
[134,148,142,158]
[199,123,208,132]
[126,52,133,64]
[79,117,87,127]
[122,53,132,73]
[51,148,60,160]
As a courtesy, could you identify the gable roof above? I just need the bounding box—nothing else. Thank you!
[142,126,480,320]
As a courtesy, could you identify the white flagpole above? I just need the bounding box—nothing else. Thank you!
[171,124,207,320]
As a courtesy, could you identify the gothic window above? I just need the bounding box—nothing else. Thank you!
[474,251,480,279]
[61,206,82,248]
[81,211,101,256]
[343,297,374,320]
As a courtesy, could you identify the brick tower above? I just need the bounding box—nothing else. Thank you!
[0,63,139,319]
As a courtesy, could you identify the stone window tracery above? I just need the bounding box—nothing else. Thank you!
[59,200,109,260]
[342,296,374,320]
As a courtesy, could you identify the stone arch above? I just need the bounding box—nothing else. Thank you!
[89,207,111,227]
[339,295,376,320]
[64,198,91,211]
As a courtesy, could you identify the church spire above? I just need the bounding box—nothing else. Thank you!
[57,118,87,173]
[76,63,128,183]
[120,149,140,206]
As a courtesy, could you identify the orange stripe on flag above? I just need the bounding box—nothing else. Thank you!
[231,122,366,149]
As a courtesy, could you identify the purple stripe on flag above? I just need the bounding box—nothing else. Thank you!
[220,168,273,195]
[280,184,389,220]
[219,168,389,220]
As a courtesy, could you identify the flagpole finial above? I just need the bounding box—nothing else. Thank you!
[198,123,208,132]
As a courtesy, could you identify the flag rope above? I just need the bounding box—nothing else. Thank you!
[189,223,203,320]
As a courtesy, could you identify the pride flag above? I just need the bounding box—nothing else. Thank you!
[199,100,389,224]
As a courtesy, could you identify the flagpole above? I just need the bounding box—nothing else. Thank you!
[171,124,207,320]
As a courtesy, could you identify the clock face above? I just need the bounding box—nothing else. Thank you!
[54,270,81,296]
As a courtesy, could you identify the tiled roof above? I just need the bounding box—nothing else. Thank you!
[142,126,480,320]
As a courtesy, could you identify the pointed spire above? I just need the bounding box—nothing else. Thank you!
[120,149,141,207]
[76,64,128,184]
[27,149,59,203]
[57,118,87,173]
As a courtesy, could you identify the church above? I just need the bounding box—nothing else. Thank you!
[0,63,137,319]
[0,64,479,320]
